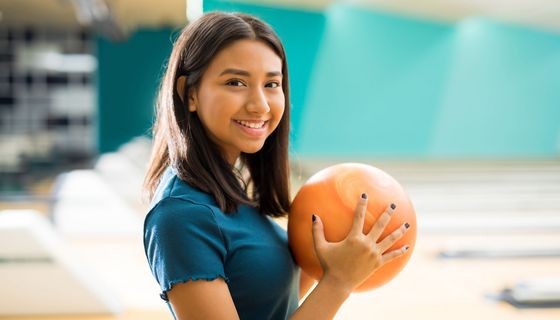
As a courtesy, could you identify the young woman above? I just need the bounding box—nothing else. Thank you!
[143,11,410,320]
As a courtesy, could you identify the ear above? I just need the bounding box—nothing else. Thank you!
[188,87,198,112]
[177,76,197,112]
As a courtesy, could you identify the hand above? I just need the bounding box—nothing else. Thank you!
[311,193,410,293]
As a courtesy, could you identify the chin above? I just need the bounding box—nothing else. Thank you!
[241,143,266,155]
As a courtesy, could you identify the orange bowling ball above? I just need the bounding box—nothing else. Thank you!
[288,163,417,292]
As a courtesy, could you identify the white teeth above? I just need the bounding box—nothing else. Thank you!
[236,120,266,129]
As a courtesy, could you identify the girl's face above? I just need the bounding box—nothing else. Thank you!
[187,39,285,165]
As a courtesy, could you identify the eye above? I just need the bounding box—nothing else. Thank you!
[266,81,281,88]
[225,79,246,87]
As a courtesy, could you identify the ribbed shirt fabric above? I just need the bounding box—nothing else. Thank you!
[143,168,300,319]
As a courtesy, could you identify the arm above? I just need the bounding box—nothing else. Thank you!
[298,268,316,301]
[167,278,240,320]
[291,275,351,320]
[168,275,349,320]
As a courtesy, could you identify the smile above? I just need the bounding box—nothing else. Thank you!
[233,119,268,129]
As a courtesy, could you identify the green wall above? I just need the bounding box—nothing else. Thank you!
[97,29,174,153]
[96,2,560,157]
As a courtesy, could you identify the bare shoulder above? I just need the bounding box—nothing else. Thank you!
[167,277,240,320]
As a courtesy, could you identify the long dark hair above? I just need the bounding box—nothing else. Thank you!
[144,12,291,217]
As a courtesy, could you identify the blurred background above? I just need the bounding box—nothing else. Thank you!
[0,0,559,319]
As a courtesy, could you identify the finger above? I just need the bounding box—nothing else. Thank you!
[377,222,410,253]
[367,203,396,241]
[311,214,327,253]
[380,245,410,265]
[349,193,368,237]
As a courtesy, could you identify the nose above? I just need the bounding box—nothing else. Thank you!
[246,87,270,114]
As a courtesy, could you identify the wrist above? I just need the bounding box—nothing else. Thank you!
[320,273,353,298]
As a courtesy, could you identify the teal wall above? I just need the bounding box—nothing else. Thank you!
[299,4,560,158]
[300,5,453,157]
[96,1,560,157]
[431,18,560,157]
[96,29,174,153]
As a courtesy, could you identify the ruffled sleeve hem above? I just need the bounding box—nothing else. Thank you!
[159,274,231,301]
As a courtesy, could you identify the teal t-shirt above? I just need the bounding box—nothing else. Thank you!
[143,168,300,319]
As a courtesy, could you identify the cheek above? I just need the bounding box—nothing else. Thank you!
[199,93,234,125]
[271,95,285,123]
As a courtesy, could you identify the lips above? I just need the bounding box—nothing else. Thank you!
[232,119,269,137]
[233,119,268,129]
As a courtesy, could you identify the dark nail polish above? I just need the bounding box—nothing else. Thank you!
[405,222,410,229]
[361,193,367,199]
[312,214,316,222]
[391,203,396,210]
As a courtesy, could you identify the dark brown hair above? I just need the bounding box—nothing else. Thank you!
[144,12,291,217]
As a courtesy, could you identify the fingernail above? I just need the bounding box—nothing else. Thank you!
[312,214,316,222]
[390,203,396,210]
[361,193,367,199]
[405,222,410,229]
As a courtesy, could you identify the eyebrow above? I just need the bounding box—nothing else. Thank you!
[219,68,282,77]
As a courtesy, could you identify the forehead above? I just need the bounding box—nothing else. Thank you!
[205,39,282,75]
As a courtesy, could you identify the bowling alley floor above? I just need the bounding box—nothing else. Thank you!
[2,159,560,320]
